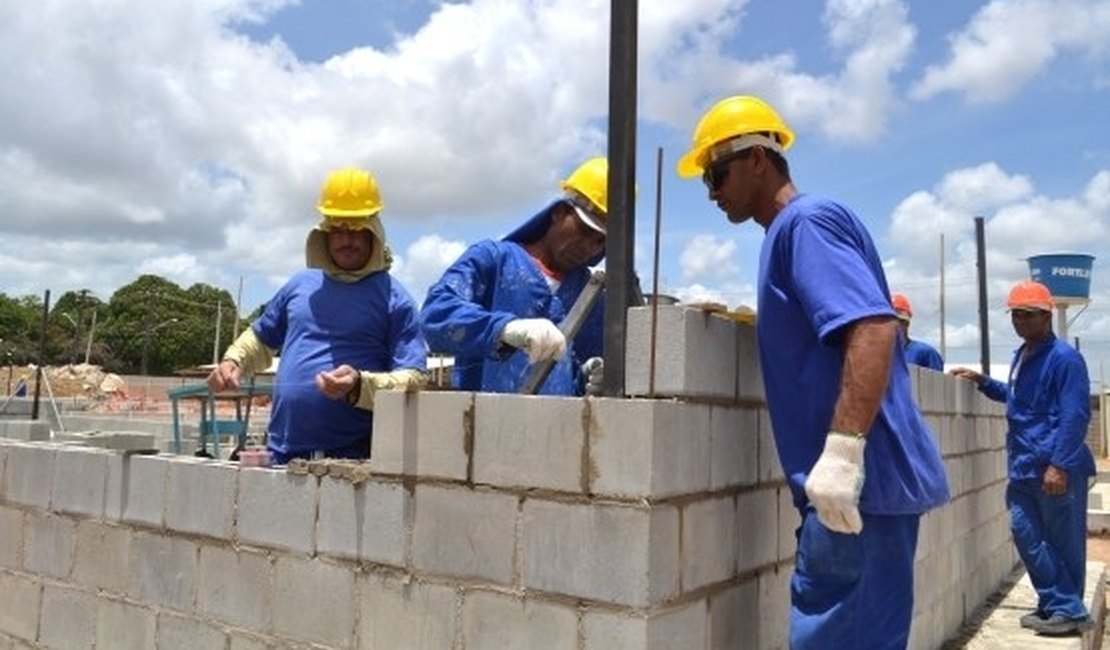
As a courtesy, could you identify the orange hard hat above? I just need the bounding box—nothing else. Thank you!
[891,293,913,320]
[1007,280,1055,312]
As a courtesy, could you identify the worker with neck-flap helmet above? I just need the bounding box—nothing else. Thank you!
[207,166,427,464]
[421,157,611,395]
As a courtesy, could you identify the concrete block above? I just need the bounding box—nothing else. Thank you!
[370,390,470,481]
[197,544,272,630]
[72,520,131,594]
[0,420,50,442]
[95,599,156,650]
[462,591,577,650]
[0,505,23,570]
[589,398,711,499]
[38,585,98,650]
[316,477,407,566]
[757,409,783,483]
[758,567,791,650]
[682,496,736,592]
[0,572,40,642]
[2,443,56,509]
[473,394,585,492]
[583,601,708,650]
[85,431,156,450]
[412,485,517,585]
[736,323,764,402]
[736,488,778,574]
[165,458,236,539]
[522,499,679,607]
[156,612,228,650]
[272,556,355,648]
[228,633,274,650]
[708,581,760,650]
[127,531,197,611]
[626,305,739,400]
[109,453,169,527]
[236,468,317,554]
[51,446,110,518]
[24,511,75,579]
[358,574,457,650]
[708,406,758,490]
[778,486,801,563]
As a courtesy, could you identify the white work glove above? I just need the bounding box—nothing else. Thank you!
[582,357,604,395]
[804,432,866,534]
[500,318,567,364]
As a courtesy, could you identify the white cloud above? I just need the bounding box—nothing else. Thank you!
[911,0,1110,103]
[391,234,468,304]
[679,234,739,282]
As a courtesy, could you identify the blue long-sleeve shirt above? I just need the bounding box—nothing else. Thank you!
[978,334,1094,479]
[421,203,603,395]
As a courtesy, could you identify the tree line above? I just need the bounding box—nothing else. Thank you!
[0,275,262,375]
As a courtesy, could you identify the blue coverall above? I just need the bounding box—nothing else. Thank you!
[904,338,943,371]
[421,201,603,395]
[978,334,1094,622]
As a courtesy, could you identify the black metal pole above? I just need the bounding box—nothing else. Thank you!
[975,216,990,375]
[32,289,49,420]
[602,0,638,397]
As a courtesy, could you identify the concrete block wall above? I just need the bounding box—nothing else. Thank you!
[0,305,1012,649]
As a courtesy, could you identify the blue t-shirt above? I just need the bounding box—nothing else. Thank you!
[979,335,1094,480]
[757,193,950,515]
[252,269,426,456]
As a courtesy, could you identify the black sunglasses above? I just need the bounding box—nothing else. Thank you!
[702,148,754,191]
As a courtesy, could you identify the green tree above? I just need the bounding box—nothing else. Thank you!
[100,275,240,375]
[0,293,41,364]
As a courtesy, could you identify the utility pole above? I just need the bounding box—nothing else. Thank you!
[939,233,946,360]
[975,217,990,375]
[84,309,97,365]
[212,301,222,366]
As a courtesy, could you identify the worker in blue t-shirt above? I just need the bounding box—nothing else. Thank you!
[678,95,949,650]
[891,293,944,371]
[207,167,427,464]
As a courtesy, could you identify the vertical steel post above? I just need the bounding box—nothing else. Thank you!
[32,290,50,420]
[602,0,638,397]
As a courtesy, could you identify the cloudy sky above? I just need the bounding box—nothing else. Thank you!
[1,0,1109,377]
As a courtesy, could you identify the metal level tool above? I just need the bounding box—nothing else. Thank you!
[520,270,607,395]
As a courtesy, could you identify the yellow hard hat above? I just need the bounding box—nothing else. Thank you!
[560,157,609,234]
[316,167,383,218]
[676,95,795,178]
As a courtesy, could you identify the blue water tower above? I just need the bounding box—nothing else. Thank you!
[1027,253,1095,339]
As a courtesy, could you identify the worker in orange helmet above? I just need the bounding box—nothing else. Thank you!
[951,280,1094,636]
[890,293,943,371]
